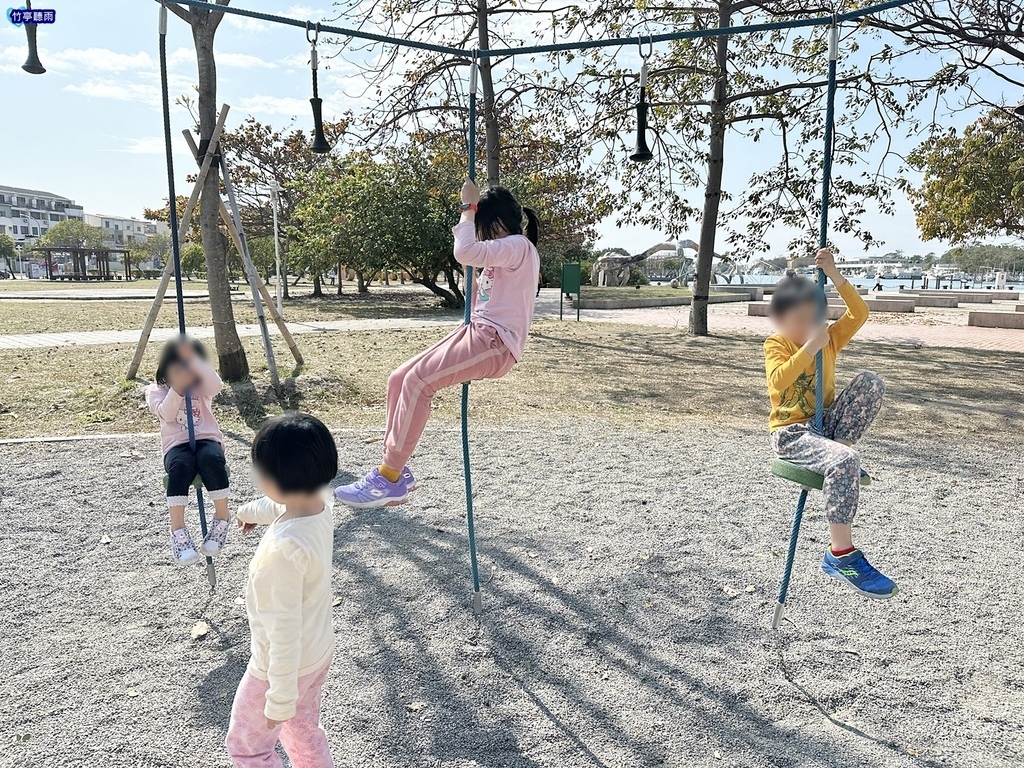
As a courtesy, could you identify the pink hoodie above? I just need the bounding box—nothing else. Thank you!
[146,359,225,455]
[452,220,540,361]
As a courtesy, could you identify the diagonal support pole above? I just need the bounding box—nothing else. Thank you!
[127,104,230,380]
[181,127,304,370]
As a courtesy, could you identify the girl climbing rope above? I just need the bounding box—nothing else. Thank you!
[764,249,896,599]
[334,179,541,508]
[146,337,231,564]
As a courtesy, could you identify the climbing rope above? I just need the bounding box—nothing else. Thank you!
[159,2,215,589]
[772,22,839,630]
[462,53,482,615]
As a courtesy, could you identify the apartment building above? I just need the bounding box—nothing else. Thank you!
[83,213,169,248]
[0,184,85,247]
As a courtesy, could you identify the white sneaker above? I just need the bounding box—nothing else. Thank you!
[171,528,201,565]
[200,519,229,557]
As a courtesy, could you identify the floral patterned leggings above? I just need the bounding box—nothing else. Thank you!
[771,371,884,525]
[226,660,333,767]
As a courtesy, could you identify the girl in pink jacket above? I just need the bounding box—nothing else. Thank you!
[335,180,541,508]
[146,338,231,564]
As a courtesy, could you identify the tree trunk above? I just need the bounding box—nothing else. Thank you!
[356,270,368,293]
[191,10,249,379]
[412,272,462,309]
[312,273,323,297]
[337,258,343,295]
[443,261,465,307]
[476,0,500,186]
[689,0,731,337]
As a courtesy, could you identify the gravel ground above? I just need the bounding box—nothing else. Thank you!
[2,417,1021,768]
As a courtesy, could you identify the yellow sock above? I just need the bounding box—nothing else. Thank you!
[378,464,402,483]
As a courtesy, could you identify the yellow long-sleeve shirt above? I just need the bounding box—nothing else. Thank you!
[764,281,869,431]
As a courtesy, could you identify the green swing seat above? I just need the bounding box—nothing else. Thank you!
[771,459,871,491]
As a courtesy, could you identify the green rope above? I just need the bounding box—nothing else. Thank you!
[813,26,839,435]
[159,3,215,589]
[773,23,838,628]
[462,57,482,614]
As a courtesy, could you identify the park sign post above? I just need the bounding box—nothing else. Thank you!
[560,263,581,321]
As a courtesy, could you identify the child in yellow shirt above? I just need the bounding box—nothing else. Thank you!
[764,248,896,599]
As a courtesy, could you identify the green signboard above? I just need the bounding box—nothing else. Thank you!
[560,263,582,321]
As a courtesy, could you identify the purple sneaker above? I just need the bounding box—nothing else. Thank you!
[401,467,418,492]
[334,469,409,509]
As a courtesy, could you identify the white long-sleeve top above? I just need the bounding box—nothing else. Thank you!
[236,495,335,721]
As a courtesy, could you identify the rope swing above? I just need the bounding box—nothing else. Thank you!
[158,2,215,589]
[462,54,483,615]
[771,21,839,630]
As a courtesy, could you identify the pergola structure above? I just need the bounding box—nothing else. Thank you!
[30,246,133,281]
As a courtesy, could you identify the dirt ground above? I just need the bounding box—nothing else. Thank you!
[1,322,1022,767]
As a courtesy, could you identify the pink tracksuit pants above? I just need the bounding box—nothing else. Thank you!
[383,322,516,470]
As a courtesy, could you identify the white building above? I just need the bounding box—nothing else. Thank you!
[0,184,85,248]
[83,213,169,249]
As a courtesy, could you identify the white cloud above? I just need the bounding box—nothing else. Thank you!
[64,73,193,107]
[224,14,271,33]
[283,5,331,20]
[167,46,196,69]
[218,52,277,69]
[53,48,154,73]
[235,94,311,116]
[279,51,312,70]
[111,137,166,155]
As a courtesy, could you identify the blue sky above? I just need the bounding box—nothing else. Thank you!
[0,1,1015,259]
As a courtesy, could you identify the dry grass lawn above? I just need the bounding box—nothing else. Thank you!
[1,320,1019,447]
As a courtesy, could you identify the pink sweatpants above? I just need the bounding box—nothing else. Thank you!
[383,322,516,469]
[225,660,333,768]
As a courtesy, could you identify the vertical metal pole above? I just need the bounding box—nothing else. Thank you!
[270,184,283,316]
[463,54,482,615]
[773,23,837,629]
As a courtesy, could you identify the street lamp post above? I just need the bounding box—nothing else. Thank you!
[266,182,284,317]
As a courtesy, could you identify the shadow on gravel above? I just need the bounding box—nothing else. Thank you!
[326,504,889,767]
[224,381,270,431]
[772,641,947,768]
[195,650,247,734]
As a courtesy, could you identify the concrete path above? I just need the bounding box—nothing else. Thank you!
[553,298,1024,352]
[0,317,453,350]
[1,290,1022,352]
[0,289,214,301]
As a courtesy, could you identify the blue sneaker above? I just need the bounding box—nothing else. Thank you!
[821,549,898,599]
[334,469,409,509]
